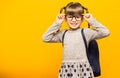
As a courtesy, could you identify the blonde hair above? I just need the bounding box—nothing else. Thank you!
[60,2,88,16]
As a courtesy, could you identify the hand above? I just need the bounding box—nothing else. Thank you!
[82,13,93,22]
[56,14,65,24]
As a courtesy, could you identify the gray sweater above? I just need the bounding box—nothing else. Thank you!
[42,18,110,62]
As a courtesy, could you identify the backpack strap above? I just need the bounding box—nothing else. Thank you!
[81,28,101,77]
[62,30,68,46]
[81,28,88,52]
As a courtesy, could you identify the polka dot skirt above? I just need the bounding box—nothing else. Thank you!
[58,61,94,78]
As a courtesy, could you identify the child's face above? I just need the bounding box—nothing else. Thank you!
[66,14,83,30]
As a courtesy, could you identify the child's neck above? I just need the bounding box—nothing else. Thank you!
[69,27,80,31]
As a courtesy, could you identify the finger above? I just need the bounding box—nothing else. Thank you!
[60,14,65,16]
[82,14,85,16]
[61,15,65,18]
[58,16,62,19]
[85,15,90,18]
[58,16,64,19]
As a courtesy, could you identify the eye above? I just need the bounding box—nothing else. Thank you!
[76,16,81,18]
[76,17,80,19]
[67,15,73,18]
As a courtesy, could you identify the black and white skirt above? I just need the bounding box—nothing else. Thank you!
[58,61,94,78]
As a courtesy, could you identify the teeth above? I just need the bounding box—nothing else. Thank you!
[71,23,77,25]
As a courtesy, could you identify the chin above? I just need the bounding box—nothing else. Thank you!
[69,25,80,29]
[70,26,80,30]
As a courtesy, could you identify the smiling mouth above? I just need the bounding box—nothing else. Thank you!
[70,23,78,26]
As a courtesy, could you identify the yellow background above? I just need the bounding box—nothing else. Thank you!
[0,0,120,78]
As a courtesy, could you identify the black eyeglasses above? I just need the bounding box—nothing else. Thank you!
[66,15,82,21]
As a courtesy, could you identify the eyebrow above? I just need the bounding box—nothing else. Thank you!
[66,10,84,16]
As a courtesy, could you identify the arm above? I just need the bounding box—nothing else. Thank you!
[42,21,64,42]
[42,14,65,42]
[83,13,110,40]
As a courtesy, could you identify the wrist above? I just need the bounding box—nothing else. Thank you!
[87,18,96,25]
[56,19,63,25]
[54,20,62,26]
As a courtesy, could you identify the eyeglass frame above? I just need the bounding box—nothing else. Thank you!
[65,15,83,21]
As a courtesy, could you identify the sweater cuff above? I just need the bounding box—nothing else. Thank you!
[54,20,62,26]
[88,18,96,26]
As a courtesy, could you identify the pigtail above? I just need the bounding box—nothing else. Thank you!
[82,6,90,28]
[60,6,66,14]
[82,6,89,13]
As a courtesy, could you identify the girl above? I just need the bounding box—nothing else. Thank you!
[42,2,110,78]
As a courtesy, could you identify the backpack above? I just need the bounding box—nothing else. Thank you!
[62,29,101,77]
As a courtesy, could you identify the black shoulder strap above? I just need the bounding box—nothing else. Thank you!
[62,30,68,46]
[81,29,88,52]
[81,29,101,77]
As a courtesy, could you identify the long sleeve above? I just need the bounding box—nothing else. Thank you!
[42,21,65,42]
[84,18,110,41]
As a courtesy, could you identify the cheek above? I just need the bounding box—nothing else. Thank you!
[66,21,72,27]
[67,21,82,25]
[77,21,82,25]
[66,20,83,27]
[77,20,83,25]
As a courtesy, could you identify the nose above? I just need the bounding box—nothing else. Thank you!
[72,17,76,21]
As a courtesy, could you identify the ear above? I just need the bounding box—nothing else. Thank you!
[81,16,84,21]
[64,15,67,22]
[81,19,83,22]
